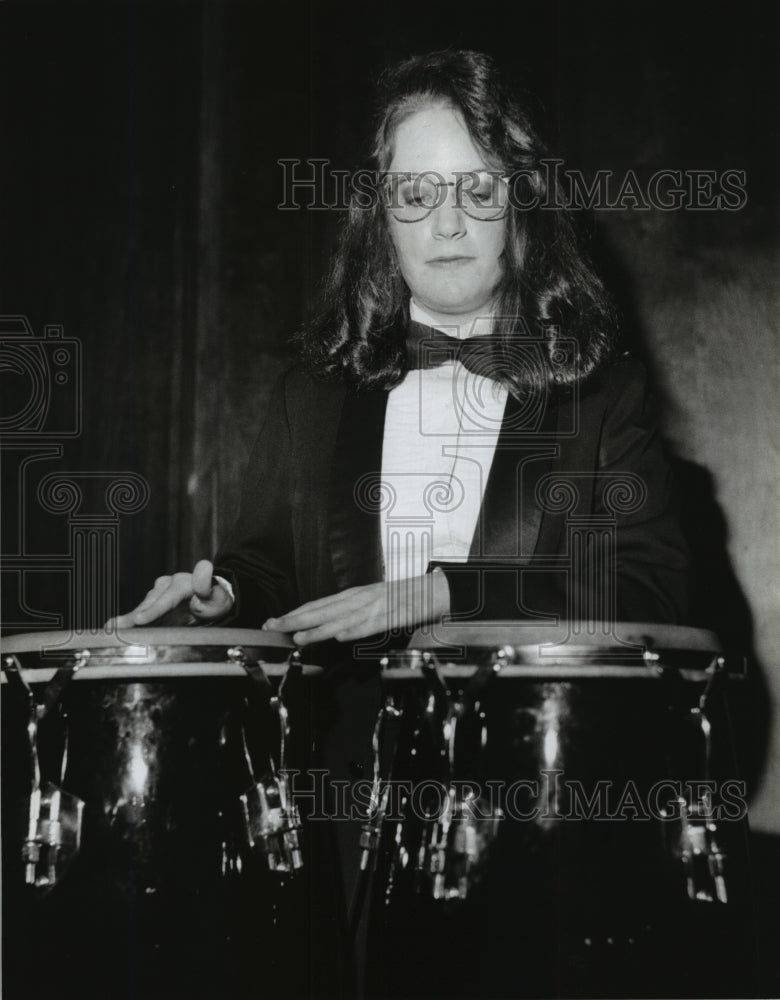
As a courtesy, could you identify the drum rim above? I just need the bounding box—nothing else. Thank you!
[0,627,323,680]
[0,626,297,654]
[402,620,724,654]
[384,621,740,678]
[0,661,323,683]
[379,664,724,681]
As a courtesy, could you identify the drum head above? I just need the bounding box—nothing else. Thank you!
[1,627,322,681]
[389,621,731,679]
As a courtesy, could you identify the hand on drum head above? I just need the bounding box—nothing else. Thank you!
[106,559,234,629]
[262,568,451,645]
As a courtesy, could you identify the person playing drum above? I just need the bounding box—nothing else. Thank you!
[113,49,689,642]
[109,47,700,1000]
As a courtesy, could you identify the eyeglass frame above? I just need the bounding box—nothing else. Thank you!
[380,169,510,223]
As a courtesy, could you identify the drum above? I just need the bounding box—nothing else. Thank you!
[361,623,756,1000]
[1,628,348,1000]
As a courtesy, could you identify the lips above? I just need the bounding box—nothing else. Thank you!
[427,255,475,264]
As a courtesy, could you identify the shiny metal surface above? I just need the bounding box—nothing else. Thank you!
[365,625,755,999]
[1,627,323,683]
[403,620,724,653]
[2,633,343,999]
[383,622,737,680]
[1,625,303,653]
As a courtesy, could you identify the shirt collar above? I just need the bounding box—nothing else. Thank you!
[409,299,495,341]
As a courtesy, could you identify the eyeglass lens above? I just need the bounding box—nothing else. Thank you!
[384,171,507,221]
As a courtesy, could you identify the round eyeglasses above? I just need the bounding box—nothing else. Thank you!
[381,170,509,223]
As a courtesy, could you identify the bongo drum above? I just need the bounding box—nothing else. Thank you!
[361,623,756,999]
[1,628,347,1000]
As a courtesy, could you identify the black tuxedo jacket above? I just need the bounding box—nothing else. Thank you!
[214,353,690,630]
[213,349,691,915]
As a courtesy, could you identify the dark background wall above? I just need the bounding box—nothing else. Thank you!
[2,0,778,952]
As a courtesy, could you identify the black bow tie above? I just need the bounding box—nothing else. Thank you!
[406,320,503,376]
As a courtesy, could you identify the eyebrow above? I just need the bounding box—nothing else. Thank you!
[383,168,498,181]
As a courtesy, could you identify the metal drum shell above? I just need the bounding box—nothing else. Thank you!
[365,624,755,1000]
[1,629,347,1000]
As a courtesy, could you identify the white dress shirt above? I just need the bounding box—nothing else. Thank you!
[380,301,508,582]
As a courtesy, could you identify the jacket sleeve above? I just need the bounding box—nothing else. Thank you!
[595,359,690,623]
[429,359,691,626]
[212,371,299,627]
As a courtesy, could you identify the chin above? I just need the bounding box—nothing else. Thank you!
[428,285,497,316]
[432,299,484,316]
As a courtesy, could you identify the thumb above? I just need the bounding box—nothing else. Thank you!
[191,559,215,600]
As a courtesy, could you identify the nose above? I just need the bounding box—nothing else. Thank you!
[431,185,467,239]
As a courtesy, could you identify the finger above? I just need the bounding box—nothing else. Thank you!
[107,613,133,630]
[108,580,171,629]
[330,619,382,642]
[267,603,350,632]
[266,590,367,631]
[289,588,361,613]
[326,584,419,640]
[292,620,348,645]
[133,579,193,625]
[328,604,386,642]
[111,604,167,629]
[111,616,136,630]
[190,581,232,620]
[191,559,215,599]
[292,603,379,645]
[266,590,356,626]
[107,573,191,629]
[266,609,323,631]
[134,577,172,612]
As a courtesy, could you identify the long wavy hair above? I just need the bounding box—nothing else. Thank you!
[297,49,617,396]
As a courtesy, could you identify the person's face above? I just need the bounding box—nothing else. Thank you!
[386,103,506,326]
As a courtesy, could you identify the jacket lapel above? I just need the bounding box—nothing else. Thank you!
[328,387,388,591]
[474,386,560,561]
[327,359,562,590]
